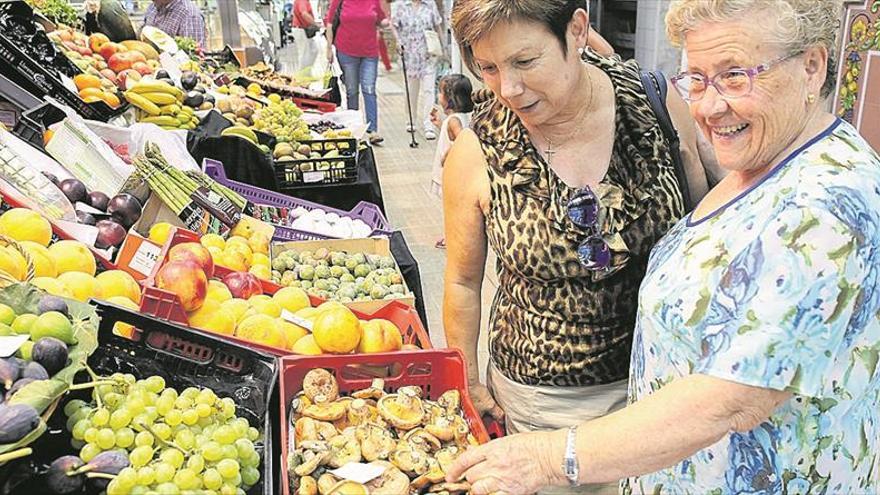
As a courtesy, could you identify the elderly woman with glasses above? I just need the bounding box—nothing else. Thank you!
[446,0,880,494]
[442,2,714,492]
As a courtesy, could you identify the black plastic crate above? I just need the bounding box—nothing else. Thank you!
[89,300,279,495]
[12,101,67,149]
[0,1,127,122]
[274,138,358,187]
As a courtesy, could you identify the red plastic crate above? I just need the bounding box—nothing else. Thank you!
[291,96,337,113]
[279,349,491,495]
[0,192,116,271]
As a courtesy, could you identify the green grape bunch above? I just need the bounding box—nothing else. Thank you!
[62,373,262,495]
[251,100,312,143]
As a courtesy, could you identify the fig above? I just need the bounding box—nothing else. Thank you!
[32,337,68,375]
[86,191,110,211]
[84,449,129,474]
[42,171,59,185]
[106,193,142,229]
[45,455,85,494]
[0,358,21,389]
[21,361,49,380]
[75,210,97,226]
[37,295,69,317]
[95,220,126,249]
[59,178,87,204]
[0,403,40,443]
[6,378,36,400]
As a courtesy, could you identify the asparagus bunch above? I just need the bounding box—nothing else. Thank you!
[134,142,202,216]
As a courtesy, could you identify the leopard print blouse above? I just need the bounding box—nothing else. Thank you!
[474,52,685,387]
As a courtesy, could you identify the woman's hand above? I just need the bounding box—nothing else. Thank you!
[470,383,504,420]
[429,107,443,128]
[446,431,561,495]
[326,45,334,63]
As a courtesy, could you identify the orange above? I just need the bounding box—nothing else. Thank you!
[235,314,288,349]
[74,74,102,91]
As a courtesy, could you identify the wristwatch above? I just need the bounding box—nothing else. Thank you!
[562,425,580,486]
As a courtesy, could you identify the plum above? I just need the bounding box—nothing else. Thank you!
[58,179,87,204]
[21,361,49,380]
[0,358,21,389]
[45,455,85,495]
[95,220,126,249]
[75,210,96,226]
[32,337,68,375]
[37,295,69,316]
[107,193,142,229]
[86,191,110,211]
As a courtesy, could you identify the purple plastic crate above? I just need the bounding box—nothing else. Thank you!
[204,160,393,241]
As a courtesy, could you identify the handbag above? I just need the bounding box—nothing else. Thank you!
[424,29,442,58]
[331,0,344,44]
[304,24,320,38]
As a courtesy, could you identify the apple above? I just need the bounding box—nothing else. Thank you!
[116,69,141,90]
[156,260,208,312]
[99,69,116,84]
[222,272,263,300]
[168,242,215,279]
[108,51,147,73]
[132,61,153,76]
[357,319,404,353]
[88,33,110,53]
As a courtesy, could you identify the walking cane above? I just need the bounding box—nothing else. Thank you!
[399,46,419,148]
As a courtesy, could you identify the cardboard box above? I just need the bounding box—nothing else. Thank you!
[270,237,415,314]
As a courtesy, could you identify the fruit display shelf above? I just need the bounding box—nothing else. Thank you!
[203,159,392,242]
[278,349,491,495]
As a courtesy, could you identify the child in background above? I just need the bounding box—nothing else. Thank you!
[430,73,473,249]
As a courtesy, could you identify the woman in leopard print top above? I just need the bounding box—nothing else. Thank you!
[443,1,714,491]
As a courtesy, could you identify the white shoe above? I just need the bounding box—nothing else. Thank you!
[424,129,437,140]
[406,123,415,133]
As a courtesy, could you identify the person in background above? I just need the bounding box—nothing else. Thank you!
[291,0,319,70]
[142,0,206,48]
[378,0,393,71]
[83,0,138,42]
[447,1,880,495]
[430,73,474,249]
[393,0,445,140]
[325,0,389,145]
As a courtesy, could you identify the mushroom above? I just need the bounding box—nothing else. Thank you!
[357,424,397,462]
[410,458,445,492]
[398,385,423,398]
[294,448,330,477]
[435,446,462,474]
[317,473,340,495]
[327,480,370,495]
[365,461,410,495]
[304,396,347,422]
[428,482,471,494]
[425,413,455,442]
[296,475,318,495]
[352,378,386,400]
[378,387,424,430]
[303,369,339,402]
[437,390,460,414]
[295,417,339,443]
[346,398,372,427]
[292,393,314,416]
[403,428,442,452]
[332,398,355,431]
[452,418,476,448]
[388,443,430,476]
[327,433,362,468]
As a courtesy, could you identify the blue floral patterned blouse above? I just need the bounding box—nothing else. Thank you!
[624,119,880,495]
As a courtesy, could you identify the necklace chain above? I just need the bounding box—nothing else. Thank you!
[535,66,594,166]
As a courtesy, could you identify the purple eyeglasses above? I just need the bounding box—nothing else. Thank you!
[567,187,611,271]
[670,51,802,102]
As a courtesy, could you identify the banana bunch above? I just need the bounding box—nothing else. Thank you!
[125,81,200,131]
[221,126,270,154]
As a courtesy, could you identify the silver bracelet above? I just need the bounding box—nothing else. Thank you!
[562,425,580,486]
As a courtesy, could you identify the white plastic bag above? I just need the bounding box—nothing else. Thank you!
[129,123,200,172]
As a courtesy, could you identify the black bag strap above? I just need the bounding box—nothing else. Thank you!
[331,0,344,44]
[640,69,694,212]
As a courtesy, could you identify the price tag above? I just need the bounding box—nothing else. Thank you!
[303,171,325,183]
[329,463,386,484]
[130,241,163,277]
[0,335,31,358]
[280,310,313,331]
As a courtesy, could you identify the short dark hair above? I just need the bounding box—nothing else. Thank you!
[439,74,474,113]
[452,0,587,77]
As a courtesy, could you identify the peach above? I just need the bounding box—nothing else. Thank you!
[131,61,152,76]
[88,33,110,53]
[168,242,215,278]
[98,42,123,61]
[156,260,208,312]
[221,272,263,300]
[357,319,404,353]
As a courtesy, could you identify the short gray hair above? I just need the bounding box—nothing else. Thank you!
[452,0,586,78]
[665,0,841,97]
